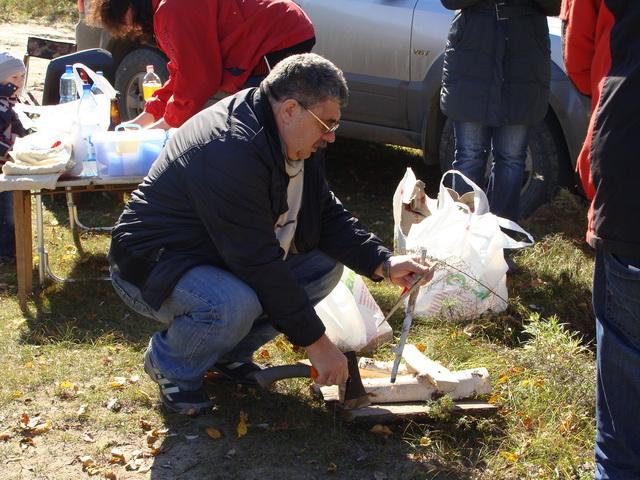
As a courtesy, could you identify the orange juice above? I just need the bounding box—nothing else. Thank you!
[143,82,161,101]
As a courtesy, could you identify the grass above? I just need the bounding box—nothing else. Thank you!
[0,0,77,22]
[0,138,597,479]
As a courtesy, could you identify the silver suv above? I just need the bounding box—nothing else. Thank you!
[75,0,589,216]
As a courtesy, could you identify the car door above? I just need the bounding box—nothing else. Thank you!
[296,0,418,129]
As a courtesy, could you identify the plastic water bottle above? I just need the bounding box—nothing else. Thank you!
[73,84,102,174]
[59,64,76,104]
[142,65,161,101]
[90,71,104,96]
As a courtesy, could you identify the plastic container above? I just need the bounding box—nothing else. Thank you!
[93,126,168,177]
[90,71,104,95]
[59,65,76,104]
[142,65,161,101]
[70,84,102,175]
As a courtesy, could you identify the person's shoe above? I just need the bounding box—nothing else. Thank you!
[143,350,214,416]
[209,360,262,386]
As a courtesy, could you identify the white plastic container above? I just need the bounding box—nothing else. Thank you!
[93,126,168,177]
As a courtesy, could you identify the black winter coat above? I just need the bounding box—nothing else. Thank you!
[109,87,391,347]
[440,0,560,126]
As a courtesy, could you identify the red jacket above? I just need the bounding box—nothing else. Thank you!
[562,0,614,200]
[564,0,640,257]
[145,0,314,127]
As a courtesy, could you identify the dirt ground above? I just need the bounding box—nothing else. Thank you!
[0,21,76,103]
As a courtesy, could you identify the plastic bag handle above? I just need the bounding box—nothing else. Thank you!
[497,217,535,249]
[72,63,118,100]
[439,170,490,214]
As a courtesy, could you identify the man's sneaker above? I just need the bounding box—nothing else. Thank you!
[209,360,262,386]
[143,350,214,416]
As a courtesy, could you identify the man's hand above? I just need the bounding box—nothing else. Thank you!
[376,254,434,289]
[305,334,348,386]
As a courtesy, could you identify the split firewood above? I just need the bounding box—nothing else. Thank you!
[361,368,491,404]
[401,344,459,390]
[358,357,408,377]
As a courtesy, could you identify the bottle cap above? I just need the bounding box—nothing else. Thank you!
[146,65,154,73]
[65,65,73,73]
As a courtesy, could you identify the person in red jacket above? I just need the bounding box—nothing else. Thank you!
[89,0,315,129]
[564,1,640,478]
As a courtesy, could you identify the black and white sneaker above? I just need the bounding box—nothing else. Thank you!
[143,350,214,416]
[210,361,262,386]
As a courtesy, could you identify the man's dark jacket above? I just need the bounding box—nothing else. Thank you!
[109,87,391,346]
[440,0,560,126]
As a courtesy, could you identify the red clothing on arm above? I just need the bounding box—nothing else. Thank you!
[144,0,314,128]
[563,0,614,200]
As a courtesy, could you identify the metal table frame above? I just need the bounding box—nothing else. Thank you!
[11,173,143,308]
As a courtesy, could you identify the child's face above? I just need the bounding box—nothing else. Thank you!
[2,71,26,98]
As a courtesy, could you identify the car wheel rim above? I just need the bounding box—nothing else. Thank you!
[125,72,146,119]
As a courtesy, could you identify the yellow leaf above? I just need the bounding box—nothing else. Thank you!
[327,462,338,473]
[370,424,392,436]
[206,427,222,439]
[12,390,23,399]
[415,343,426,352]
[236,411,248,438]
[419,436,432,446]
[109,377,127,389]
[59,381,74,389]
[24,362,33,369]
[500,451,520,463]
[488,394,502,405]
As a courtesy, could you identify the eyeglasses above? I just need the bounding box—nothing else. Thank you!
[302,104,340,135]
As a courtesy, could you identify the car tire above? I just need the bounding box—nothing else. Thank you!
[114,48,168,121]
[438,116,561,218]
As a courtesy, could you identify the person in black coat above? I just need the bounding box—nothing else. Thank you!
[440,0,560,221]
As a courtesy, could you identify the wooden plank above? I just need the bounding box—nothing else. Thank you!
[13,190,32,309]
[338,401,497,424]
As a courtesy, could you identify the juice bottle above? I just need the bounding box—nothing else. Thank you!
[142,65,161,101]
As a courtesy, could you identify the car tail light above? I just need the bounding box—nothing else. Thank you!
[78,0,85,14]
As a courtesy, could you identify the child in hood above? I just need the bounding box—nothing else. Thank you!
[0,52,27,263]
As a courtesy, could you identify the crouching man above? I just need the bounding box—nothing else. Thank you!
[108,53,431,415]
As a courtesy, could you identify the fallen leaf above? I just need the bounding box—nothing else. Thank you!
[206,427,222,440]
[327,462,337,473]
[20,437,35,449]
[20,412,30,426]
[419,436,432,446]
[0,430,13,441]
[560,412,578,435]
[129,374,140,384]
[500,451,520,463]
[82,432,96,443]
[77,404,88,417]
[109,377,127,389]
[78,455,96,467]
[12,391,24,399]
[236,411,248,438]
[31,420,52,435]
[59,381,75,389]
[110,448,126,464]
[139,419,153,431]
[370,424,392,436]
[415,343,426,352]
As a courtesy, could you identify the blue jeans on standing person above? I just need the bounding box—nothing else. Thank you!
[452,121,529,221]
[111,249,342,391]
[593,249,640,479]
[0,191,16,259]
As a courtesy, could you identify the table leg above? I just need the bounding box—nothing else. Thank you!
[12,190,32,308]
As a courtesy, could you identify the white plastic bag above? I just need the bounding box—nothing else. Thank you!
[405,170,533,319]
[314,267,392,353]
[392,168,432,254]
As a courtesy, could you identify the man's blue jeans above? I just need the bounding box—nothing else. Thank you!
[593,249,640,479]
[111,250,342,391]
[452,121,529,221]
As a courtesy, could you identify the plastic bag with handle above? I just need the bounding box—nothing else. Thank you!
[405,170,534,318]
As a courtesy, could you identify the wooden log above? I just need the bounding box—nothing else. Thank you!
[401,344,459,390]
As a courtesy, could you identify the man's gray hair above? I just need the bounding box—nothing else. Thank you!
[262,53,348,108]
